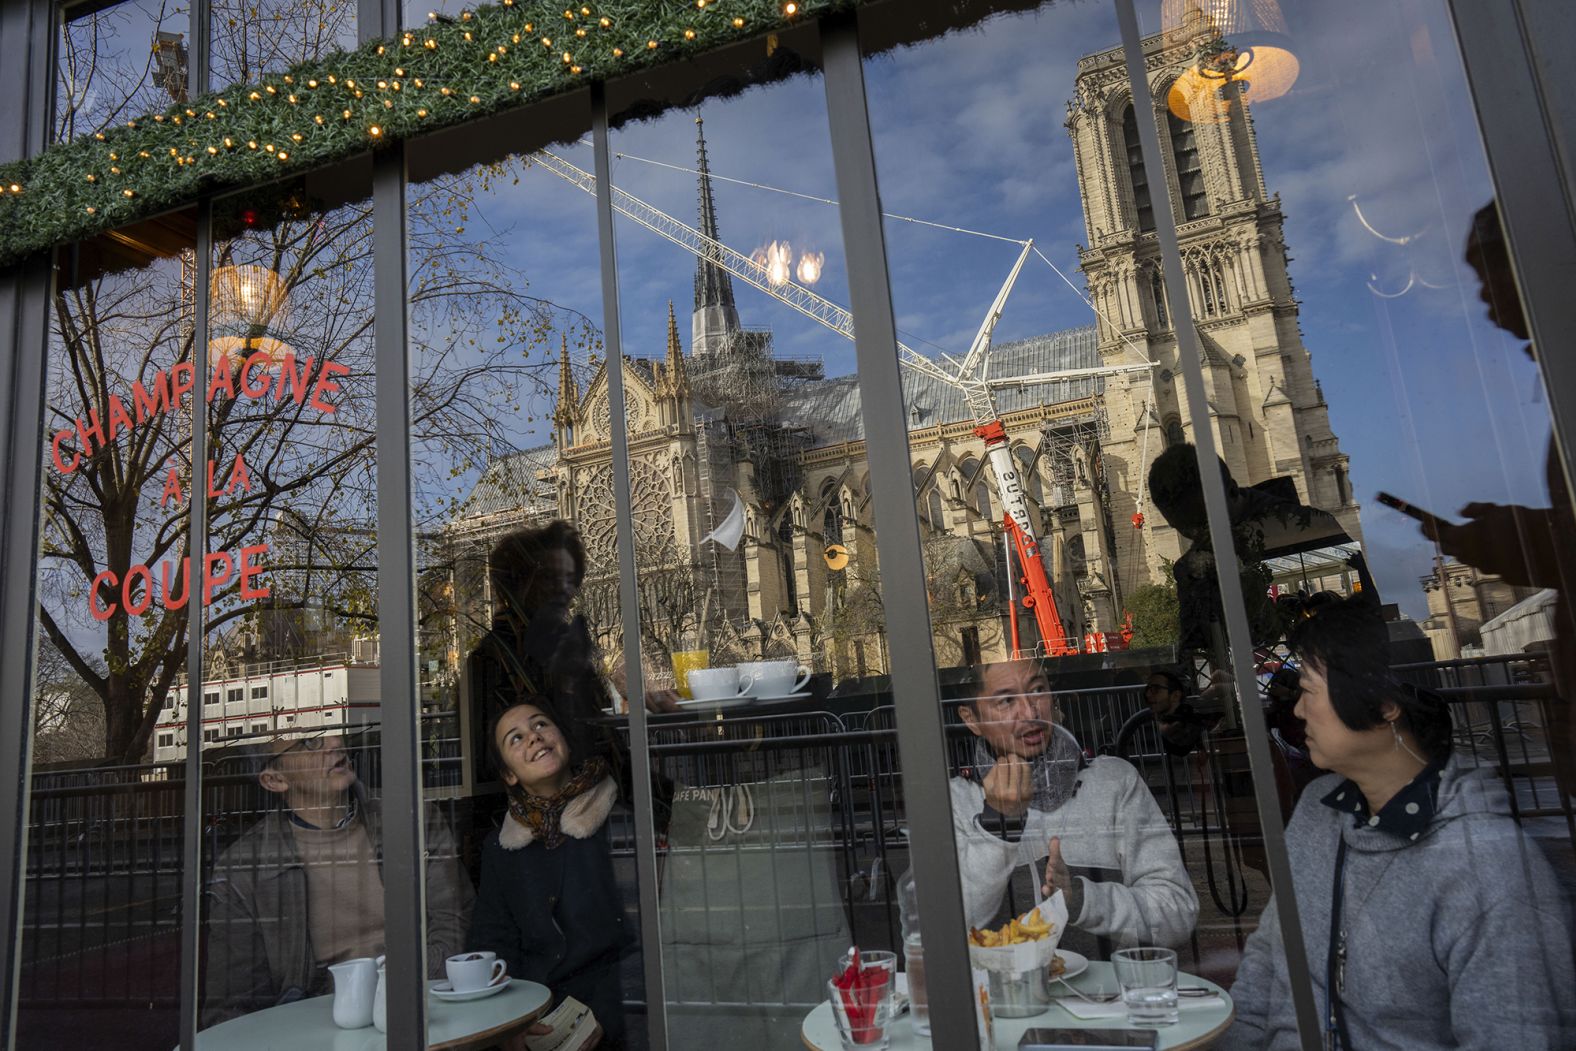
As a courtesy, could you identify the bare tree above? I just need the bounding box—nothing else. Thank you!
[38,5,595,764]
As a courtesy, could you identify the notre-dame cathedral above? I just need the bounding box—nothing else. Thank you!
[436,26,1361,684]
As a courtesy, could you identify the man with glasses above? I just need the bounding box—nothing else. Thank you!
[952,659,1197,959]
[201,730,474,1026]
[1143,669,1219,759]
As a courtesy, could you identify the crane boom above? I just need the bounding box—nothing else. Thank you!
[530,150,961,392]
[530,148,1150,658]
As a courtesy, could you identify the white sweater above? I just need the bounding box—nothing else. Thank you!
[949,756,1198,951]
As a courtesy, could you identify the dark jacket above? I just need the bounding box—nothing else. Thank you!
[200,785,474,1027]
[468,777,634,1046]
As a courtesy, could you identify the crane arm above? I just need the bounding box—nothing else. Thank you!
[985,360,1156,390]
[531,149,962,392]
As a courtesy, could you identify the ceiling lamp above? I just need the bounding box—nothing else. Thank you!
[1162,0,1300,123]
[210,262,292,368]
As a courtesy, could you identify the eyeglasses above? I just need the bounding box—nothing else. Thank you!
[266,734,330,766]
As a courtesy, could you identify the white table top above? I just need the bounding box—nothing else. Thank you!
[185,979,552,1051]
[801,962,1233,1051]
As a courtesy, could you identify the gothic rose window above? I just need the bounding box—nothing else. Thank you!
[575,458,675,569]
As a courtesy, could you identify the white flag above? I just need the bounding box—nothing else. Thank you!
[700,489,746,551]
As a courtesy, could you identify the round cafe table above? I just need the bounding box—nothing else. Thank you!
[182,979,552,1051]
[801,962,1233,1050]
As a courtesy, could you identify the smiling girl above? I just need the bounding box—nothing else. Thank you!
[467,698,632,1049]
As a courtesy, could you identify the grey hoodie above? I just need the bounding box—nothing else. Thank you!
[950,754,1199,956]
[1221,757,1576,1050]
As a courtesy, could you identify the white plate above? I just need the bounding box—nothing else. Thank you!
[1051,949,1089,982]
[431,977,511,1002]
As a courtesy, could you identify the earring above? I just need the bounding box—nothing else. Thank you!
[1390,721,1403,750]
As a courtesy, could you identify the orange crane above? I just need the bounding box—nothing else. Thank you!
[532,151,1155,657]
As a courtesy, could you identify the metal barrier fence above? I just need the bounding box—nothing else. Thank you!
[17,656,1572,1018]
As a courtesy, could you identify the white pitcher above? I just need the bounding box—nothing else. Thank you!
[372,958,388,1033]
[328,956,378,1029]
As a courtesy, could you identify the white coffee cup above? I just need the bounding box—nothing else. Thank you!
[329,956,379,1028]
[446,951,507,993]
[686,666,749,701]
[738,660,811,698]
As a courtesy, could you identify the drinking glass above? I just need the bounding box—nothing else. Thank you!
[670,649,710,699]
[1112,947,1178,1027]
[829,950,897,1049]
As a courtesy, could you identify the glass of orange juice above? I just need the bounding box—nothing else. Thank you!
[670,649,711,700]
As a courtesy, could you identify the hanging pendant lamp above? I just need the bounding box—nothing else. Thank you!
[1163,0,1300,123]
[209,262,292,368]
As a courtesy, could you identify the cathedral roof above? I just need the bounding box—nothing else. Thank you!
[452,442,559,524]
[781,324,1102,444]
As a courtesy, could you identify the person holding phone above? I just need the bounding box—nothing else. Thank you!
[1383,203,1576,800]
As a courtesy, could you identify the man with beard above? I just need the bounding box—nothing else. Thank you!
[952,660,1198,958]
[201,731,473,1026]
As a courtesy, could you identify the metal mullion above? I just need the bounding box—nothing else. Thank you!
[591,83,669,1051]
[356,1,430,1045]
[1446,0,1576,526]
[820,16,978,1050]
[1,4,58,1044]
[1112,2,1320,1048]
[177,193,212,1051]
[372,139,428,1051]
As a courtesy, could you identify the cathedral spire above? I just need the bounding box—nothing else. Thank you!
[554,335,579,430]
[665,300,687,385]
[691,115,741,357]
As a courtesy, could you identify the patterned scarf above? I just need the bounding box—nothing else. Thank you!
[505,756,610,850]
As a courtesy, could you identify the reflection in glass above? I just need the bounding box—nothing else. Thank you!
[209,0,357,86]
[21,214,198,1050]
[57,0,190,145]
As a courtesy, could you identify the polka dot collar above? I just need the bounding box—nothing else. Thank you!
[1319,760,1445,841]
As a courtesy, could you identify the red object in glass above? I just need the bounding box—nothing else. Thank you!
[1131,511,1145,529]
[832,949,891,1044]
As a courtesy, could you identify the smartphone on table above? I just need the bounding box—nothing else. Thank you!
[1018,1028,1159,1049]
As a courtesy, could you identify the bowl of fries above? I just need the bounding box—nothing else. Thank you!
[965,893,1068,1017]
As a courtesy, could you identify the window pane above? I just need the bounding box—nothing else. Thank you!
[56,0,191,145]
[209,0,357,87]
[21,211,197,1050]
[195,165,380,1037]
[406,91,651,1045]
[867,1,1288,1038]
[607,31,934,1046]
[1137,0,1576,1046]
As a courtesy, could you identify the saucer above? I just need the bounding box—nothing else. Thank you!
[431,977,511,1002]
[676,694,756,710]
[746,690,811,702]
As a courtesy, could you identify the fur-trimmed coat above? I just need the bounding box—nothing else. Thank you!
[467,777,633,1045]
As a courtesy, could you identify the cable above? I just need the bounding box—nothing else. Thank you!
[611,149,1027,243]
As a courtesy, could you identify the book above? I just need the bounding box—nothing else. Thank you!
[524,997,601,1051]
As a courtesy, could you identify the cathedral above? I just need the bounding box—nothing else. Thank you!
[437,26,1362,684]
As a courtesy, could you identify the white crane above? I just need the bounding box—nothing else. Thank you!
[532,149,1154,655]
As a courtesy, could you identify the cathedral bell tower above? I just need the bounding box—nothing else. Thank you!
[691,116,742,358]
[653,301,693,426]
[1066,25,1360,593]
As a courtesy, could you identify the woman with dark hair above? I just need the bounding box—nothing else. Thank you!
[1221,597,1575,1049]
[468,697,631,1049]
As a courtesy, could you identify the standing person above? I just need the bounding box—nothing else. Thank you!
[468,698,632,1049]
[1421,202,1576,800]
[951,659,1198,959]
[1221,597,1575,1050]
[202,731,473,1026]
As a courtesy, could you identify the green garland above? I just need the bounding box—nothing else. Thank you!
[0,0,858,267]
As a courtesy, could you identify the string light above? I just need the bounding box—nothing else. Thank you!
[368,125,383,137]
[684,28,697,40]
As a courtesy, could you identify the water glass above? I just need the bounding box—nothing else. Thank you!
[1112,947,1179,1027]
[829,950,897,1049]
[903,933,929,1036]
